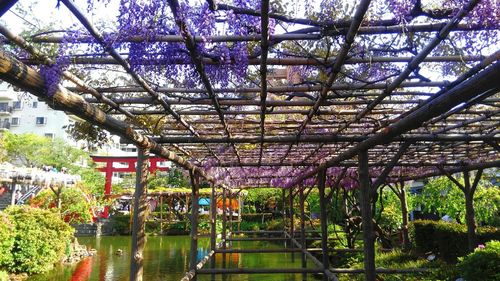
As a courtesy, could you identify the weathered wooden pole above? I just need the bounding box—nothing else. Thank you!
[210,184,217,280]
[237,192,242,231]
[221,189,227,268]
[299,186,307,281]
[289,188,294,237]
[399,180,411,250]
[318,168,329,281]
[282,188,287,245]
[289,187,295,261]
[130,148,149,281]
[230,191,235,235]
[159,195,163,234]
[358,150,376,281]
[189,170,200,281]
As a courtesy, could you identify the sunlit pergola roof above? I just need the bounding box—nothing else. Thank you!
[0,0,498,189]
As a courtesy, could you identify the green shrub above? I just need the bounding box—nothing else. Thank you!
[145,221,161,234]
[0,212,14,269]
[238,221,261,231]
[265,219,284,231]
[110,214,131,235]
[0,270,8,281]
[457,240,500,281]
[5,206,74,274]
[164,222,189,235]
[241,213,274,223]
[411,220,500,262]
[338,250,442,281]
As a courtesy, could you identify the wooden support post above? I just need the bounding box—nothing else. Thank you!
[300,186,307,281]
[358,150,376,281]
[318,168,329,281]
[289,188,294,237]
[228,191,233,234]
[221,189,227,268]
[159,195,163,234]
[210,185,216,280]
[130,148,149,281]
[189,170,200,281]
[399,180,410,250]
[289,187,295,261]
[238,192,242,231]
[282,188,287,245]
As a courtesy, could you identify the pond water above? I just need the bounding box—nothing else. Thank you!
[28,236,319,281]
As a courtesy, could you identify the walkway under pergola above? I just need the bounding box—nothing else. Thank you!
[0,0,498,280]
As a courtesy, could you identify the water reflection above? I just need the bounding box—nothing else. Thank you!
[29,236,317,281]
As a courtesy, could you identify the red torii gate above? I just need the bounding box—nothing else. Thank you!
[91,155,169,217]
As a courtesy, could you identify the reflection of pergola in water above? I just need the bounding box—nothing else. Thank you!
[0,0,499,280]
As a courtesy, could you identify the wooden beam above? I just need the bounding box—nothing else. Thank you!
[0,49,215,183]
[280,0,372,163]
[289,60,500,187]
[149,134,500,144]
[371,142,411,191]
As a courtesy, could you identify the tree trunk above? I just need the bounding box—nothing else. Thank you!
[464,191,477,252]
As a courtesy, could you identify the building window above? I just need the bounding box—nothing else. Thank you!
[0,102,9,112]
[12,101,22,110]
[32,101,38,108]
[36,117,47,125]
[44,133,54,139]
[2,118,10,129]
[11,117,20,126]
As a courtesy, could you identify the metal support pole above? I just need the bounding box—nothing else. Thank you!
[318,168,329,281]
[358,150,376,281]
[300,186,307,281]
[130,148,149,281]
[189,170,200,281]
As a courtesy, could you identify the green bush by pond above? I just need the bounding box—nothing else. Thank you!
[411,220,500,262]
[0,212,14,269]
[0,270,8,281]
[0,206,74,274]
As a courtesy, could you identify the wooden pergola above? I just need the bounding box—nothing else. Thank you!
[0,0,498,280]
